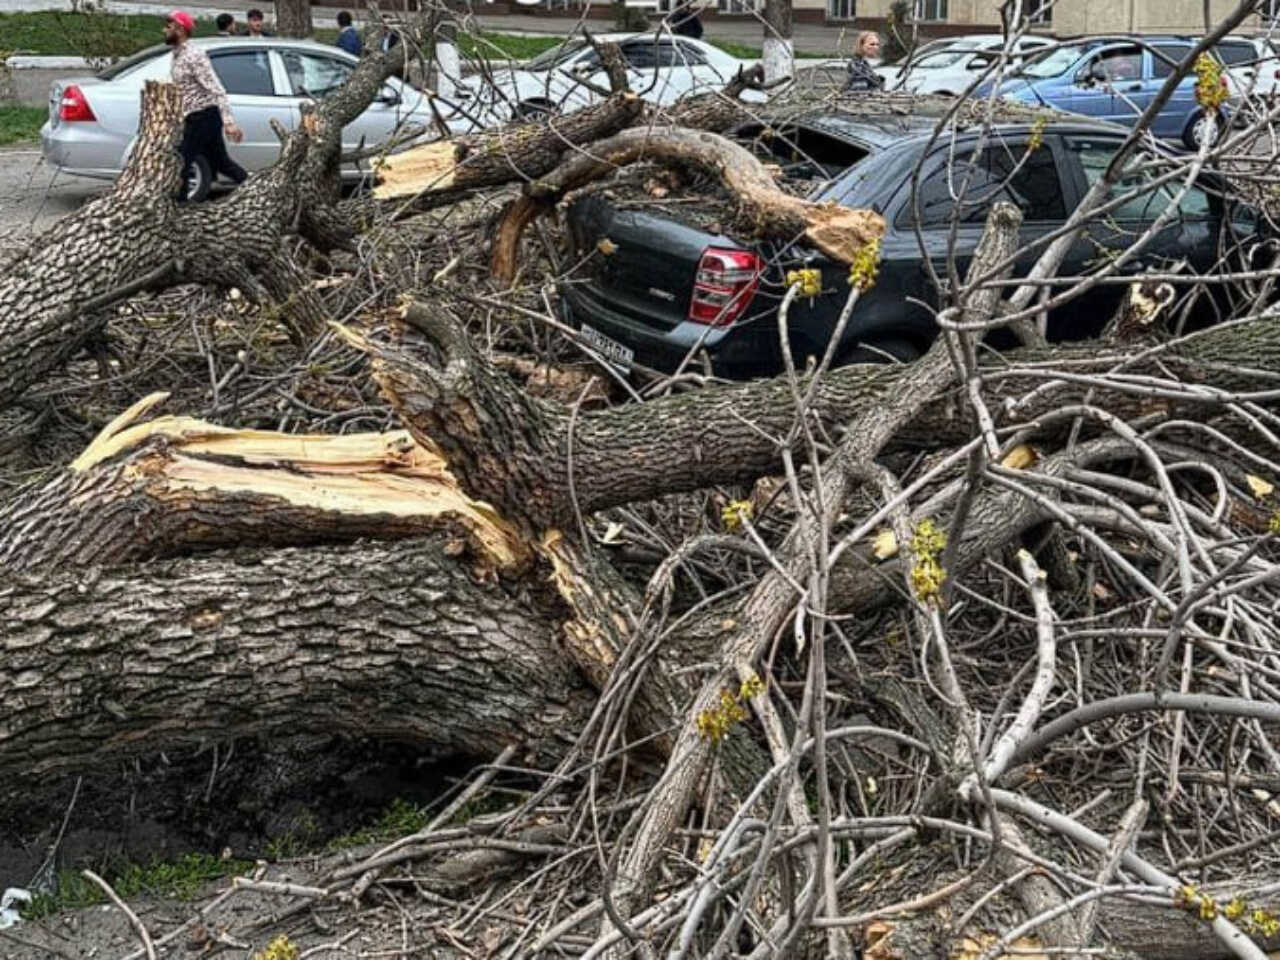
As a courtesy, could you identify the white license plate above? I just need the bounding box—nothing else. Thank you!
[579,324,635,371]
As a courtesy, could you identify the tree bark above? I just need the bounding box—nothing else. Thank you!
[274,0,314,38]
[372,92,645,201]
[761,0,794,84]
[527,126,884,266]
[0,393,528,573]
[0,537,592,780]
[353,304,1280,533]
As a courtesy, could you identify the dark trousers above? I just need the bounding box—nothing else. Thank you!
[178,105,247,200]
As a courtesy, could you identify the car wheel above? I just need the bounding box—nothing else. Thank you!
[515,99,556,121]
[1184,110,1223,150]
[838,339,920,366]
[183,155,211,202]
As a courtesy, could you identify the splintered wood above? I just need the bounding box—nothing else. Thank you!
[69,391,529,569]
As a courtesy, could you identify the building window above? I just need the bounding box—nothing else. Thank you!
[915,0,947,20]
[829,0,854,19]
[1028,0,1051,24]
[1268,0,1280,22]
[718,0,758,12]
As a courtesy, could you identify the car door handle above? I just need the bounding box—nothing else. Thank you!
[1124,83,1142,92]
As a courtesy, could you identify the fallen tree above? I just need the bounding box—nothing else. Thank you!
[6,10,1280,960]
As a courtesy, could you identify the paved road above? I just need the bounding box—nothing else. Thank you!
[0,145,109,247]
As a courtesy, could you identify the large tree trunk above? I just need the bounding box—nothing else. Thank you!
[761,0,794,83]
[274,0,313,37]
[0,393,528,572]
[0,537,591,779]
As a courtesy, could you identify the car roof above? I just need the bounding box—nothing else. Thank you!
[780,109,1130,150]
[124,37,358,59]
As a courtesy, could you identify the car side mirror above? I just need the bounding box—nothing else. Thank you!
[378,88,401,105]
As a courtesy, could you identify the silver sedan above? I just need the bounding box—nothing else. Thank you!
[41,37,434,198]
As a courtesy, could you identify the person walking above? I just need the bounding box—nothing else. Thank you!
[165,10,246,201]
[845,30,885,92]
[245,9,273,36]
[668,0,703,39]
[215,12,237,35]
[335,11,362,56]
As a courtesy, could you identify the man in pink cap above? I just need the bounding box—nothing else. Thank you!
[164,10,246,200]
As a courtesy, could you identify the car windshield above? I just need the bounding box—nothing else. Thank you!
[523,39,589,72]
[1020,45,1084,78]
[97,44,168,80]
[912,50,969,69]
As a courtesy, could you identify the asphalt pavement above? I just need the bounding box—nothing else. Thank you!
[0,145,108,247]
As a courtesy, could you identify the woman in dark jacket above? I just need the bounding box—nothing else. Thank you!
[846,31,886,92]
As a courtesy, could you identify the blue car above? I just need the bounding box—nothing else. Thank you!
[990,36,1222,149]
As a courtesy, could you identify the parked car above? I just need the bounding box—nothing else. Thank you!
[559,111,1253,378]
[447,33,763,128]
[1214,35,1280,99]
[41,37,433,200]
[876,33,1053,96]
[989,35,1227,149]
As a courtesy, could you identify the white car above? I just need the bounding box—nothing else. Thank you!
[1214,35,1280,100]
[448,33,763,128]
[876,34,1052,96]
[41,37,434,199]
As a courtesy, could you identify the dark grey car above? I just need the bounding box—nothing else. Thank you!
[560,111,1253,378]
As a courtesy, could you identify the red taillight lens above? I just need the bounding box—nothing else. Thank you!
[58,85,95,122]
[688,247,763,327]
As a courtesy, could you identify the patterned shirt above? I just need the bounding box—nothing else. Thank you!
[172,42,232,123]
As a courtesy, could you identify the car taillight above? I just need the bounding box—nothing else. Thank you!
[58,85,95,122]
[688,247,763,327]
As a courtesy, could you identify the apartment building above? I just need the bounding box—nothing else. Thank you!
[648,0,1267,32]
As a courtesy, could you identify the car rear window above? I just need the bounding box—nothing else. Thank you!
[741,123,871,180]
[97,45,167,80]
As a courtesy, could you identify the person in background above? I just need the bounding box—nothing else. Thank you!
[215,12,237,35]
[668,0,703,39]
[245,9,273,36]
[335,11,362,56]
[845,30,885,92]
[164,10,246,200]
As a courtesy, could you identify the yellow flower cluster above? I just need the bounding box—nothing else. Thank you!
[252,936,300,960]
[1177,886,1280,937]
[909,518,948,604]
[785,267,823,298]
[1028,112,1048,152]
[848,237,882,293]
[1194,53,1228,111]
[696,674,765,743]
[721,499,755,532]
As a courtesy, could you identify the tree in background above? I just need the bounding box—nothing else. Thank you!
[883,0,913,63]
[276,0,313,38]
[762,0,793,82]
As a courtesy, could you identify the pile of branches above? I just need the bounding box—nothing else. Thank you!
[6,5,1280,960]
